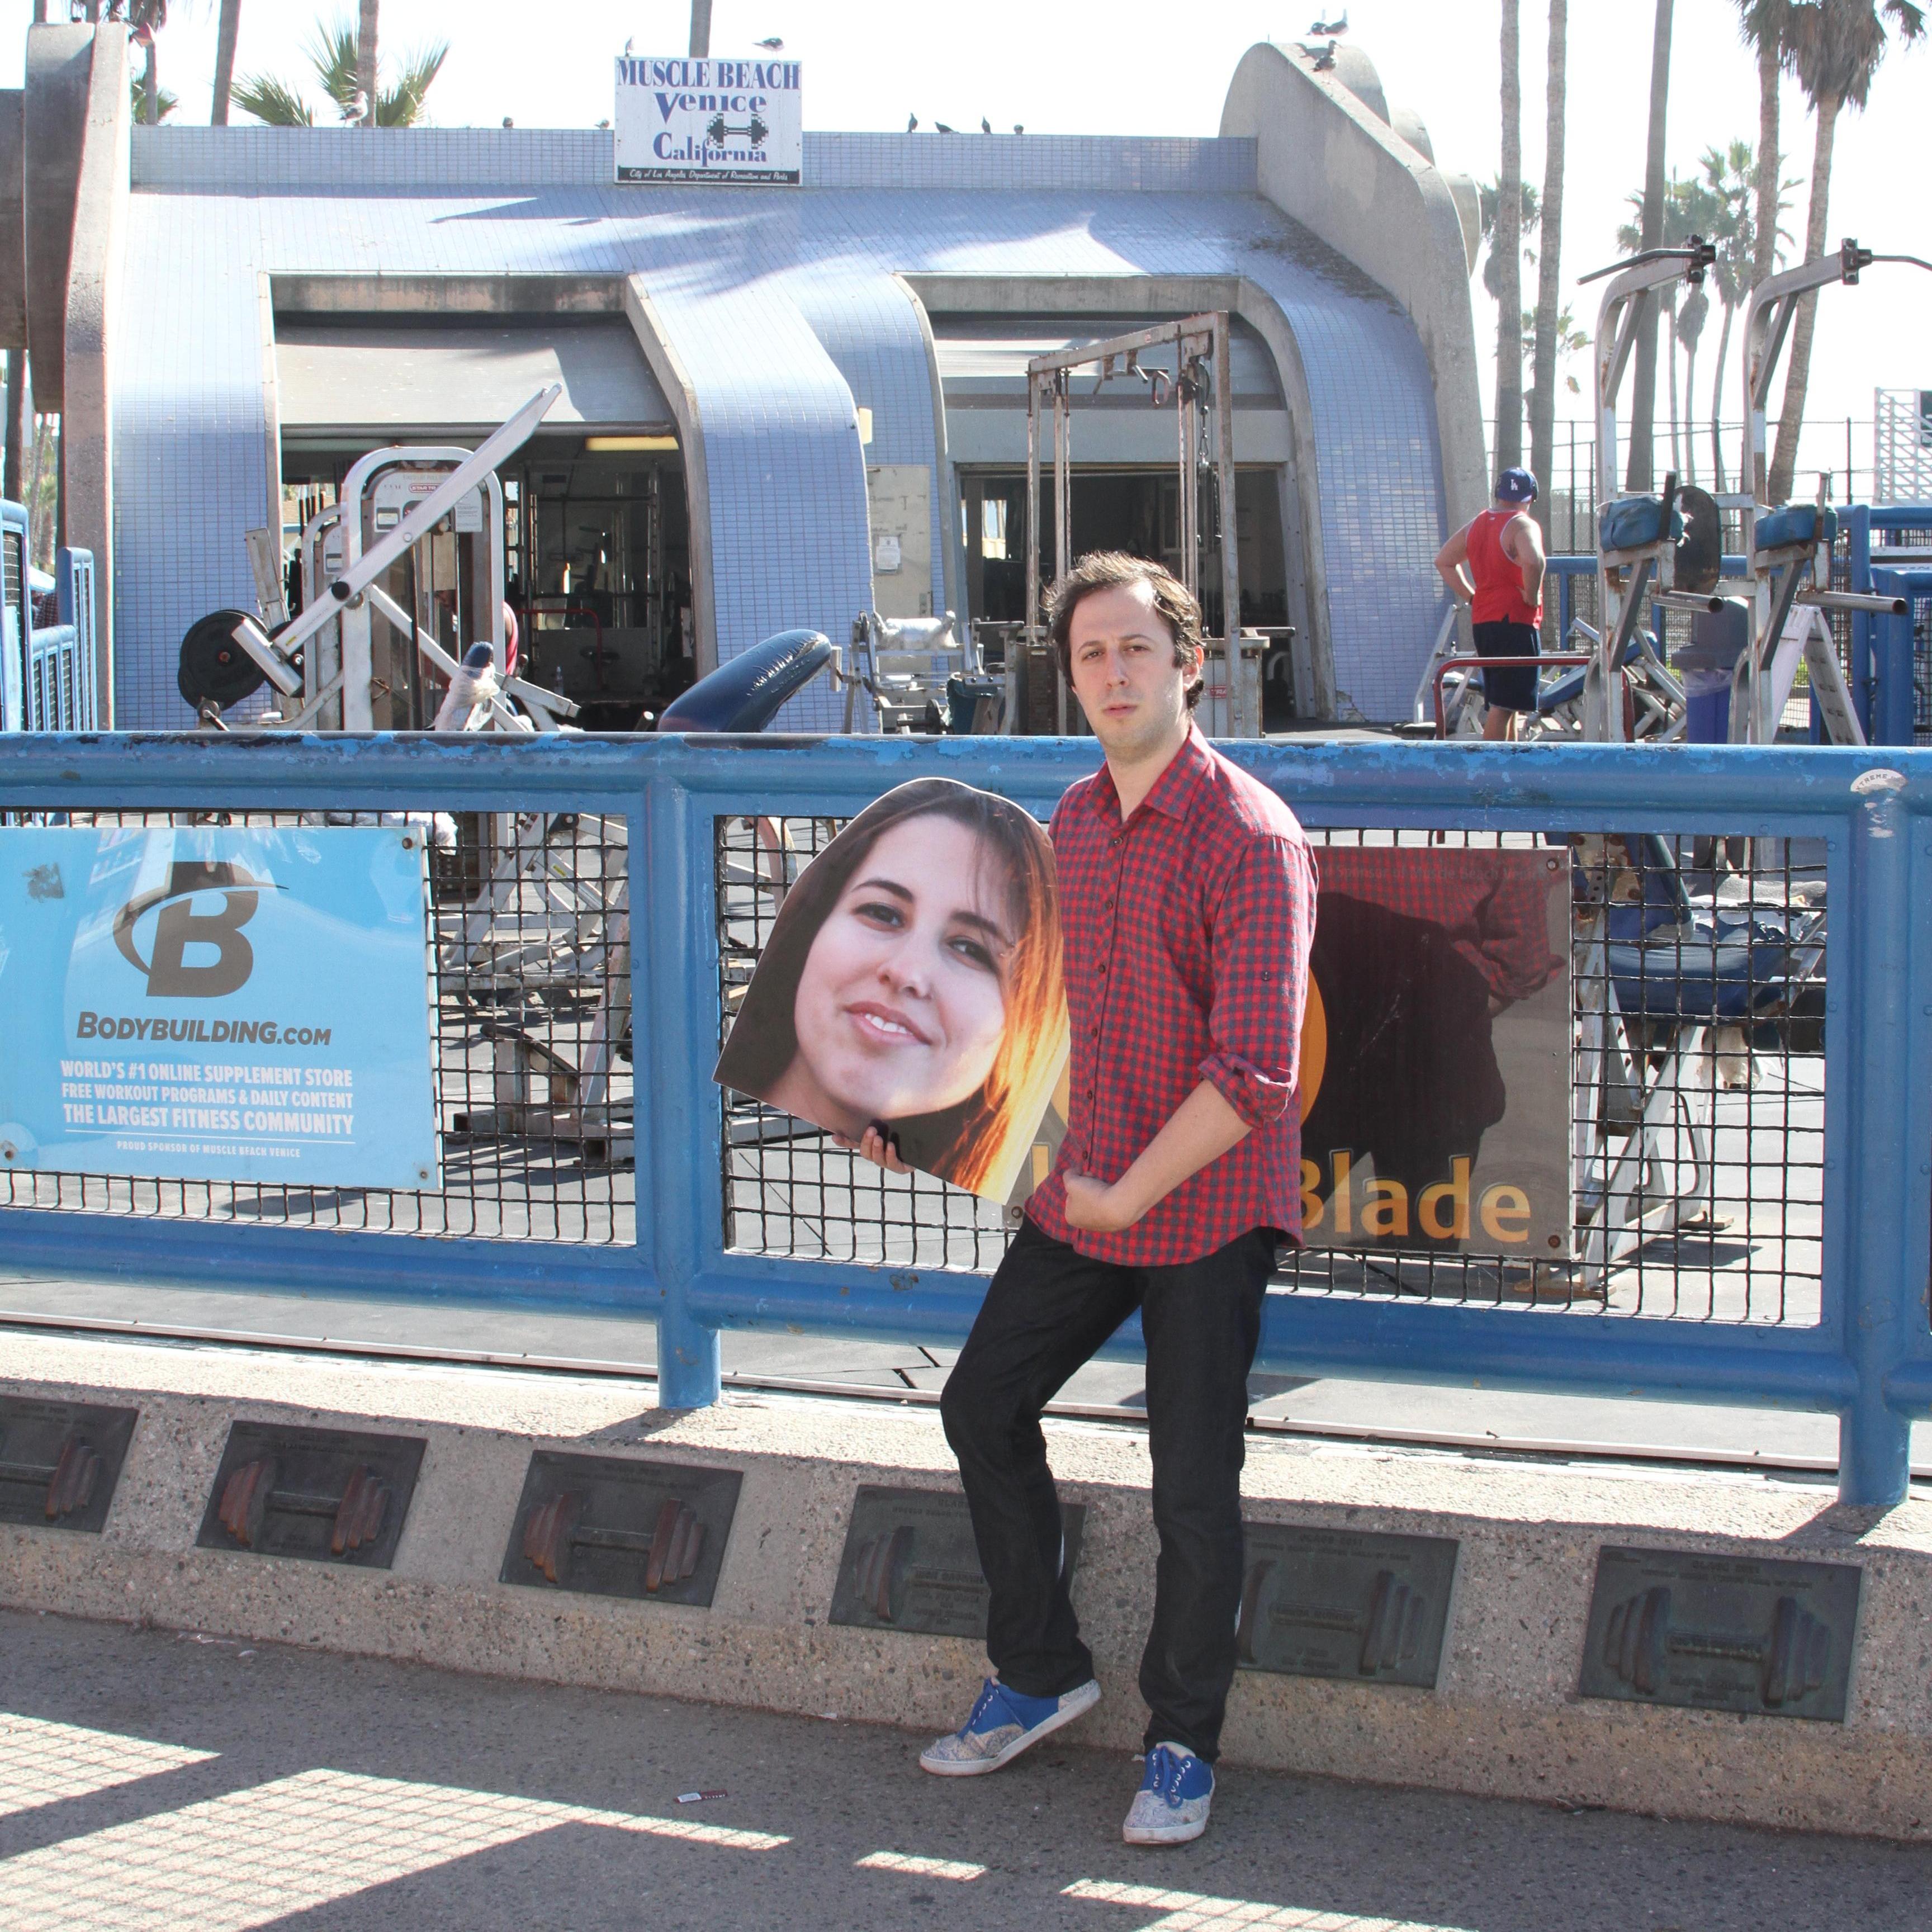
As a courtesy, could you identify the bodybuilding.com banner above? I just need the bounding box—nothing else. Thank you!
[0,826,439,1191]
[614,55,803,184]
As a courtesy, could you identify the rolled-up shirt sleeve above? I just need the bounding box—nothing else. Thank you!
[1199,832,1318,1129]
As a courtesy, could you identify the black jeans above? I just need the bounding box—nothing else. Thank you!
[939,1217,1275,1763]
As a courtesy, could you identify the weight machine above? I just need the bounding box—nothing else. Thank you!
[1019,312,1261,737]
[1729,240,1927,745]
[1578,239,1727,744]
[177,386,574,737]
[175,386,636,1158]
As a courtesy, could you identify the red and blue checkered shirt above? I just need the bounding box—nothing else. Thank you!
[1025,727,1317,1265]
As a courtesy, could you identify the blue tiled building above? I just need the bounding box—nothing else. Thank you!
[74,39,1486,728]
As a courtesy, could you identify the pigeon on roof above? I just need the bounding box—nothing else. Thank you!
[907,112,918,131]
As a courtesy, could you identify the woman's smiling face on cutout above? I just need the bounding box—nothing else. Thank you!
[788,815,1015,1133]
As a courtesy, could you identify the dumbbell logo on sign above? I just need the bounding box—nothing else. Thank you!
[705,113,770,148]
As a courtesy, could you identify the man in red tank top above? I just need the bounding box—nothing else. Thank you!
[1434,467,1547,741]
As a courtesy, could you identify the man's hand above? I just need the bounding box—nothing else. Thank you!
[1060,1082,1253,1234]
[833,1121,910,1173]
[1061,1169,1143,1233]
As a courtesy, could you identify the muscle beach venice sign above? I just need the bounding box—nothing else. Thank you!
[614,55,803,186]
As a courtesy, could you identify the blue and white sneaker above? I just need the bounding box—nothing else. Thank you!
[1122,1741,1214,1844]
[918,1676,1101,1777]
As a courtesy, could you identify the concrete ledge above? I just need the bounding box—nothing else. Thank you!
[3,1328,1930,1842]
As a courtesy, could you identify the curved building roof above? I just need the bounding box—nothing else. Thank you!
[116,127,1452,727]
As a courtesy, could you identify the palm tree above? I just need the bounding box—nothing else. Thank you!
[1626,0,1675,490]
[1674,282,1709,483]
[1529,0,1568,546]
[1767,0,1926,504]
[211,0,242,124]
[1495,0,1526,469]
[231,73,314,125]
[1477,179,1539,470]
[1737,3,1794,285]
[129,64,178,122]
[1478,179,1540,299]
[357,0,378,127]
[1700,142,1755,489]
[234,12,448,128]
[1522,302,1589,439]
[1692,139,1793,488]
[1617,171,1723,484]
[105,2,171,124]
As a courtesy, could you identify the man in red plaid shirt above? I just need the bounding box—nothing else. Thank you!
[856,552,1314,1846]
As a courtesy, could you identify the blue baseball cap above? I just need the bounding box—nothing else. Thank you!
[1496,466,1538,504]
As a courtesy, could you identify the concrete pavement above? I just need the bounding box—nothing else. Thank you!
[1,1609,1925,1931]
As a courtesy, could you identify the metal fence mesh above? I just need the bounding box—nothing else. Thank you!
[716,815,1827,1325]
[0,807,634,1243]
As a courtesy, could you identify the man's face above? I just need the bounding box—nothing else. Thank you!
[1065,580,1194,761]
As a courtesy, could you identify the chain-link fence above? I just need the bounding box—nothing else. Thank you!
[714,813,1827,1327]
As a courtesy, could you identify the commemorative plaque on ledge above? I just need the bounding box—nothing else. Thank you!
[1235,1523,1459,1688]
[830,1485,1085,1639]
[502,1453,741,1607]
[196,1422,425,1569]
[0,1395,140,1535]
[1579,1545,1862,1721]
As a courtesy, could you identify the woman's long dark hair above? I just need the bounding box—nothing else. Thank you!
[718,779,1066,1196]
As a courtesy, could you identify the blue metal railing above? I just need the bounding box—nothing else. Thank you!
[1,502,98,735]
[1,732,1928,1505]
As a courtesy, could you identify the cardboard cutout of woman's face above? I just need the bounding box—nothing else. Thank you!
[714,781,1068,1202]
[779,815,1014,1134]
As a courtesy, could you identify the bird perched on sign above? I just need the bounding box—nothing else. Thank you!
[340,88,368,123]
[756,36,784,49]
[935,121,954,133]
[1012,123,1024,134]
[433,643,501,732]
[623,36,633,54]
[981,116,992,133]
[1310,10,1347,32]
[907,112,918,131]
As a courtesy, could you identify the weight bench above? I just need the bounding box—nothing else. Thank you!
[656,628,839,734]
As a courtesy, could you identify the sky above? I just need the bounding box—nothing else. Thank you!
[6,1,1928,483]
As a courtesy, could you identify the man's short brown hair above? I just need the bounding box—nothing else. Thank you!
[1045,551,1205,709]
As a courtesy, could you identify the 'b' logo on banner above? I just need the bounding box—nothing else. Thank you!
[111,862,266,998]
